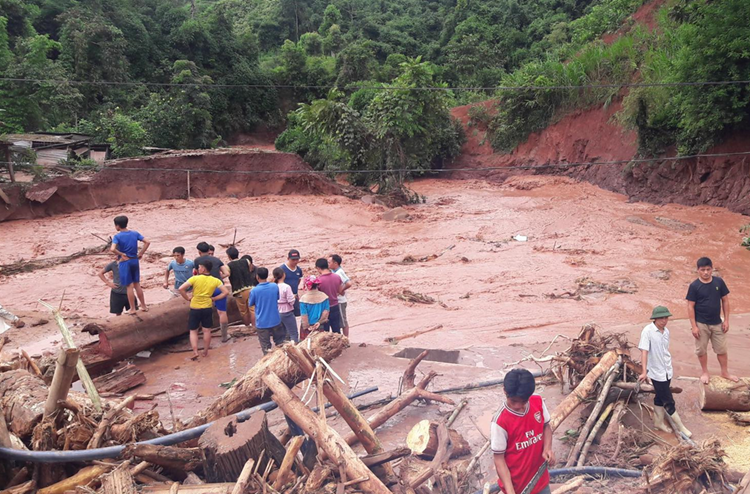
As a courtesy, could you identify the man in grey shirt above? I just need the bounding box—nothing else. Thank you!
[99,258,137,315]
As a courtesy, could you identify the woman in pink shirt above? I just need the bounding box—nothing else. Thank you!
[273,267,298,342]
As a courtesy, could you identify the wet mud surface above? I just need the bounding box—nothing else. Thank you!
[2,176,750,480]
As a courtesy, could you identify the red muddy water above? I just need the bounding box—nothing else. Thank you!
[2,176,750,477]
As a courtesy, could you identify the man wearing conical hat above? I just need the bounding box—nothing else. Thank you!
[638,306,692,438]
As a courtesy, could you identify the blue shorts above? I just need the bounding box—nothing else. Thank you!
[118,259,140,286]
[213,288,227,312]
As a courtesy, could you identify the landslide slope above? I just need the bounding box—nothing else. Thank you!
[450,0,750,215]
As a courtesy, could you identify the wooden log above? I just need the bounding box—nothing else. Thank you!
[699,377,750,411]
[406,420,471,459]
[612,382,682,394]
[88,395,136,449]
[284,345,394,476]
[549,350,618,431]
[230,459,255,494]
[361,447,411,468]
[20,350,43,377]
[92,364,146,395]
[737,467,750,494]
[37,465,110,494]
[190,332,349,427]
[38,299,102,412]
[552,476,585,494]
[43,348,79,417]
[110,410,160,444]
[0,243,110,277]
[262,371,392,494]
[409,422,453,489]
[305,465,332,492]
[198,411,285,483]
[121,444,202,471]
[402,350,429,391]
[272,436,304,490]
[100,468,137,494]
[142,485,235,494]
[0,408,13,448]
[80,297,242,364]
[0,480,35,494]
[0,369,48,437]
[566,356,621,467]
[577,401,615,467]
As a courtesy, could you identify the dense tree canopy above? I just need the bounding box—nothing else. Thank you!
[1,0,748,183]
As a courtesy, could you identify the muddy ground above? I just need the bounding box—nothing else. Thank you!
[2,176,750,485]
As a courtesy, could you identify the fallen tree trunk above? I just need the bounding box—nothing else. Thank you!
[262,371,392,494]
[43,348,79,418]
[92,363,146,394]
[36,464,111,494]
[199,411,285,482]
[406,420,471,459]
[699,377,750,411]
[0,242,111,277]
[613,382,682,394]
[0,369,48,437]
[284,345,395,477]
[122,444,202,472]
[142,484,234,494]
[190,332,349,427]
[550,350,618,431]
[100,468,137,494]
[80,297,243,366]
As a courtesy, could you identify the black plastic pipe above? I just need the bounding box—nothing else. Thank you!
[0,386,378,463]
[474,466,643,494]
[434,369,545,395]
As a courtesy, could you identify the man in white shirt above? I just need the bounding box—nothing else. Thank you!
[329,254,352,337]
[638,306,691,437]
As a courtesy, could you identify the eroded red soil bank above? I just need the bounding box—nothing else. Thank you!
[0,148,344,222]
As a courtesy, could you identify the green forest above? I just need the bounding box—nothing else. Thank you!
[1,0,749,188]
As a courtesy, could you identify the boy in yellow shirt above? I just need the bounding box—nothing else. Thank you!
[179,261,229,359]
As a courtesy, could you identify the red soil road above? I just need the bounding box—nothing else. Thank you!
[0,148,344,222]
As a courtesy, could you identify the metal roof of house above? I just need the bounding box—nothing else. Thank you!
[2,132,92,145]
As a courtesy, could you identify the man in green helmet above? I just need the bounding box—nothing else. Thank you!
[638,306,692,438]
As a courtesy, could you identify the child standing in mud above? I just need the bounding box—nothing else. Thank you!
[110,215,150,315]
[491,368,554,494]
[686,257,737,383]
[179,261,229,359]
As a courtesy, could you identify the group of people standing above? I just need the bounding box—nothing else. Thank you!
[99,215,354,360]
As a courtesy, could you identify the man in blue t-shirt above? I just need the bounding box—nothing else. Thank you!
[248,267,286,354]
[111,215,150,315]
[164,246,195,295]
[279,249,303,316]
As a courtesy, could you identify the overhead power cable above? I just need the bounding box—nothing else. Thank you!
[1,76,749,91]
[2,150,749,175]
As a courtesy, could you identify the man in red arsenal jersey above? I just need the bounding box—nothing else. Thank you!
[491,369,555,494]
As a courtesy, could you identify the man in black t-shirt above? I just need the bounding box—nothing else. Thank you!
[686,257,737,384]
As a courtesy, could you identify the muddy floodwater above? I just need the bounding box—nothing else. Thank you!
[2,176,750,476]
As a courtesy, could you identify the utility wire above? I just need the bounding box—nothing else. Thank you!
[3,151,750,175]
[1,76,750,91]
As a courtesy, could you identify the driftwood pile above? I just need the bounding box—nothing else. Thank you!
[542,325,737,494]
[0,332,485,494]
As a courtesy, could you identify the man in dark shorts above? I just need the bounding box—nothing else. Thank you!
[111,215,150,314]
[194,242,230,341]
[225,247,258,336]
[179,261,229,359]
[99,256,138,315]
[280,249,303,317]
[686,256,737,383]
